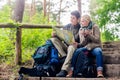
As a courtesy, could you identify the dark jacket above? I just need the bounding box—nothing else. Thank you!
[63,23,80,43]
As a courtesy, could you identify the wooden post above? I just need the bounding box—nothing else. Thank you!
[15,27,22,65]
[12,0,25,65]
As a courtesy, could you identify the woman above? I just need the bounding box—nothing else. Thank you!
[68,14,104,77]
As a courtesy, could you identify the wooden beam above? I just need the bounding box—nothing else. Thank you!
[0,23,63,28]
[42,77,119,80]
[15,27,22,65]
[20,24,62,28]
[0,23,16,28]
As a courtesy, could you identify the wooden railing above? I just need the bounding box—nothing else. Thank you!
[0,23,62,65]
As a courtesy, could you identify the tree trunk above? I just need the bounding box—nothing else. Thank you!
[30,0,36,21]
[12,0,25,22]
[58,0,63,24]
[77,0,82,15]
[7,0,11,6]
[43,0,47,17]
[47,0,50,22]
[12,0,25,65]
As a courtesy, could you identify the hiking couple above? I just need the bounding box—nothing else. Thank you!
[51,10,104,78]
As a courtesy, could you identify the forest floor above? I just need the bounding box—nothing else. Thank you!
[0,60,33,80]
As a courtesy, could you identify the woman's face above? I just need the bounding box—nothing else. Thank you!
[70,15,79,26]
[80,18,89,27]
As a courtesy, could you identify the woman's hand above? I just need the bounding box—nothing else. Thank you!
[84,29,92,36]
[79,29,85,35]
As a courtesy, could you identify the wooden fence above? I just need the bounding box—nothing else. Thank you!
[0,23,62,65]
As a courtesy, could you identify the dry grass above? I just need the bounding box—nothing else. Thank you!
[0,60,33,80]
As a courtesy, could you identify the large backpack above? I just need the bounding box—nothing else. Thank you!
[18,40,65,79]
[32,40,53,66]
[18,64,56,78]
[72,51,97,78]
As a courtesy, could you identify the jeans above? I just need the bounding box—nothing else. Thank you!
[72,47,103,71]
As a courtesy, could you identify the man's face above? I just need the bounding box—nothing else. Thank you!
[80,18,89,27]
[70,15,79,26]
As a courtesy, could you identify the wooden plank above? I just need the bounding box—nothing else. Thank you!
[0,23,62,28]
[104,64,120,77]
[14,77,40,80]
[103,54,120,64]
[103,41,120,45]
[15,27,22,65]
[0,23,16,28]
[20,24,53,29]
[14,77,120,80]
[42,77,120,80]
[20,24,62,28]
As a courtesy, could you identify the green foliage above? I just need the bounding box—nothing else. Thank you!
[21,11,56,62]
[0,4,56,64]
[0,5,12,22]
[95,0,120,26]
[0,28,53,64]
[30,13,48,24]
[90,0,120,42]
[22,29,52,49]
[22,29,52,62]
[101,29,119,42]
[0,28,15,64]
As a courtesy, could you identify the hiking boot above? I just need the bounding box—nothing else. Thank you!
[97,73,104,78]
[97,70,104,78]
[56,70,68,77]
[66,69,73,77]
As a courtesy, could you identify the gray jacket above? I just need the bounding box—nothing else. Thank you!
[63,23,80,43]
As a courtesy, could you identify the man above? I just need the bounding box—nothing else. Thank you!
[51,10,81,77]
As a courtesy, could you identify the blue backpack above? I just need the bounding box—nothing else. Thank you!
[32,40,59,66]
[50,47,59,65]
[32,40,53,66]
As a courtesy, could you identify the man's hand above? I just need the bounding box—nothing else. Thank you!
[72,42,78,48]
[51,31,57,37]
